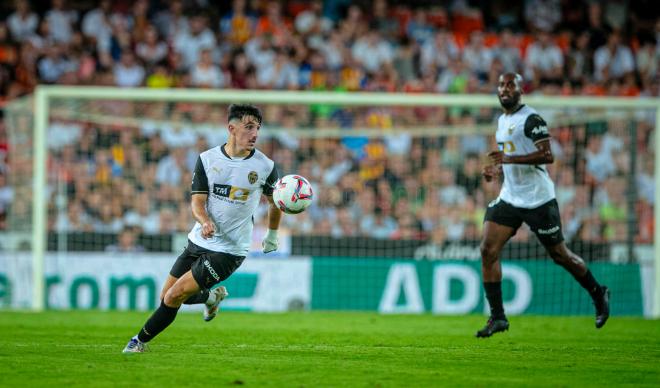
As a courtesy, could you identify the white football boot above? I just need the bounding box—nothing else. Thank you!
[122,336,148,353]
[204,286,229,322]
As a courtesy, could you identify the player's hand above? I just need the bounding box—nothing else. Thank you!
[201,220,216,239]
[488,150,506,165]
[262,229,278,253]
[482,165,496,182]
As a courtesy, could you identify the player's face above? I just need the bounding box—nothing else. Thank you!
[497,74,521,110]
[230,115,260,150]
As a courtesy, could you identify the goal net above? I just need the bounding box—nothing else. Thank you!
[1,86,658,317]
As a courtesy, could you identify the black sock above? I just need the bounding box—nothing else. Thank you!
[137,301,180,343]
[484,282,506,320]
[183,289,209,305]
[573,270,602,299]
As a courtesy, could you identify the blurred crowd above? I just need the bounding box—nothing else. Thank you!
[0,0,658,248]
[0,0,658,98]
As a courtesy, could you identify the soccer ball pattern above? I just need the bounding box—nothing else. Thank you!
[272,174,314,214]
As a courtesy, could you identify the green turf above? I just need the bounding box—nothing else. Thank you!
[0,311,658,387]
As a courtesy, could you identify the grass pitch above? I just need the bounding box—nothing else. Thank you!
[0,311,658,387]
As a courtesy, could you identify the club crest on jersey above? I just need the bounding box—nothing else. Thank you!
[248,171,258,184]
[508,124,515,135]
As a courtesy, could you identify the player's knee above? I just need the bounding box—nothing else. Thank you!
[480,242,499,264]
[163,285,186,306]
[159,287,169,301]
[549,249,570,266]
[546,244,569,264]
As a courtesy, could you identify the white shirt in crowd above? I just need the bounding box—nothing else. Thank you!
[7,11,38,42]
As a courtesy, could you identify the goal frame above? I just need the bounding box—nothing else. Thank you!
[32,85,660,317]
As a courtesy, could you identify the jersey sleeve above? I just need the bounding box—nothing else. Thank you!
[191,156,209,194]
[523,114,550,143]
[262,163,279,196]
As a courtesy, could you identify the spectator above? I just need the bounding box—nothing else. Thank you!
[229,49,257,89]
[524,31,563,84]
[524,0,561,33]
[295,0,333,39]
[255,1,291,39]
[584,134,622,183]
[45,0,78,45]
[319,30,345,71]
[173,14,216,70]
[190,48,224,88]
[635,35,658,83]
[603,0,628,31]
[351,29,394,74]
[105,227,145,253]
[7,0,38,43]
[220,0,257,46]
[406,8,434,44]
[155,147,187,187]
[123,192,160,234]
[135,25,168,67]
[420,30,459,74]
[566,31,592,84]
[593,31,635,82]
[371,0,400,41]
[437,167,467,206]
[436,57,470,93]
[81,0,113,51]
[360,207,398,239]
[636,157,654,205]
[414,225,447,260]
[37,45,76,84]
[153,0,188,41]
[113,51,144,87]
[256,47,298,89]
[585,2,608,51]
[462,30,493,80]
[492,29,522,73]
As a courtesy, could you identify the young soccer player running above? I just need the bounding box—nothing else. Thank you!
[477,73,610,338]
[123,104,281,353]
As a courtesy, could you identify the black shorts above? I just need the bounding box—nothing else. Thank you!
[170,240,245,290]
[484,198,564,246]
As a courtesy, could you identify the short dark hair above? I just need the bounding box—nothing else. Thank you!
[228,104,262,125]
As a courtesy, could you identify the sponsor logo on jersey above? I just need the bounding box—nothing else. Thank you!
[497,141,516,153]
[537,226,559,234]
[212,184,251,202]
[248,171,258,184]
[230,187,250,201]
[532,125,548,135]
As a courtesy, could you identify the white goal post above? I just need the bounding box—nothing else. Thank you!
[29,85,660,317]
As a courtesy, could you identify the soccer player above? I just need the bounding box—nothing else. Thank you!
[476,73,610,338]
[123,104,281,353]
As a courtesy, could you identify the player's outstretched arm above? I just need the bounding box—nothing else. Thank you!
[262,195,282,253]
[191,194,215,238]
[488,139,554,166]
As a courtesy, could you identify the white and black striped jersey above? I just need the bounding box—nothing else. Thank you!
[188,144,278,256]
[495,104,555,209]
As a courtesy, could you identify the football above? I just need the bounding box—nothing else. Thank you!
[272,174,314,214]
